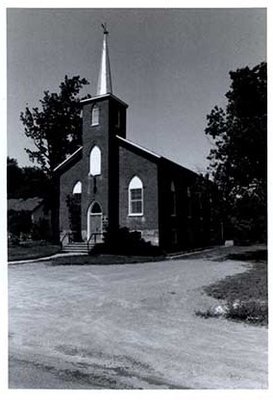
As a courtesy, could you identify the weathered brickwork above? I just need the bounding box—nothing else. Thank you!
[118,144,159,245]
[56,93,222,251]
[58,94,128,242]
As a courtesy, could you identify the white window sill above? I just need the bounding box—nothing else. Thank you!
[88,173,101,177]
[128,213,144,217]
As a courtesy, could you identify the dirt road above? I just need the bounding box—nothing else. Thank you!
[8,258,268,389]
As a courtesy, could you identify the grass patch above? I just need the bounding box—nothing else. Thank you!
[205,262,267,303]
[197,249,268,326]
[225,299,268,325]
[226,249,267,261]
[196,298,268,325]
[51,254,165,266]
[8,242,61,261]
[203,262,268,326]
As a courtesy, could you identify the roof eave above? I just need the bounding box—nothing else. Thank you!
[80,93,128,108]
[53,146,83,173]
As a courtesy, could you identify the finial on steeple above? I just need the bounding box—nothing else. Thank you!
[101,23,108,35]
[96,23,112,95]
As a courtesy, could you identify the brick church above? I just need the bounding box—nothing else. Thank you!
[54,28,222,252]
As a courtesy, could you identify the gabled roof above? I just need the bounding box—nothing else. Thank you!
[8,197,43,212]
[116,135,161,162]
[53,146,83,173]
[53,136,198,179]
[116,135,198,177]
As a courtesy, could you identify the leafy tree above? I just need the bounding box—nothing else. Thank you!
[21,166,50,198]
[20,75,90,174]
[205,62,266,242]
[7,157,50,199]
[20,75,90,242]
[7,157,23,198]
[8,210,32,239]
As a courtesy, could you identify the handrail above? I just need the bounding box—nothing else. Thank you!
[61,232,71,247]
[61,231,82,246]
[62,232,103,252]
[87,232,103,253]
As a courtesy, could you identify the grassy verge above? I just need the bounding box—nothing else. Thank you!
[197,249,267,326]
[8,243,61,261]
[51,254,165,266]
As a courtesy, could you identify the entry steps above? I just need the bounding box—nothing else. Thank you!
[62,242,90,255]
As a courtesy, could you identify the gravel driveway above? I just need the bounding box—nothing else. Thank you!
[8,258,268,389]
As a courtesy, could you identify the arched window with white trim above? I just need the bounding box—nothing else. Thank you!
[89,146,101,176]
[91,104,99,126]
[128,176,143,216]
[72,181,82,194]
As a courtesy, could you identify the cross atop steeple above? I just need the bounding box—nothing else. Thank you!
[96,24,112,95]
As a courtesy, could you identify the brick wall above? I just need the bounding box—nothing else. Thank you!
[118,145,159,245]
[59,95,128,241]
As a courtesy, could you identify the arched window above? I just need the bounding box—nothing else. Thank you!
[170,181,176,216]
[115,110,121,128]
[91,104,99,126]
[187,186,192,218]
[89,146,101,176]
[91,202,102,214]
[128,176,143,216]
[72,181,82,194]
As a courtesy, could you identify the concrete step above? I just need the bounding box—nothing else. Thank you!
[63,244,88,248]
[62,242,90,255]
[62,250,89,254]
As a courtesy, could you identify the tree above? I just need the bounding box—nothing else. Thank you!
[20,75,90,174]
[7,157,50,199]
[7,157,23,198]
[20,76,90,242]
[205,62,266,242]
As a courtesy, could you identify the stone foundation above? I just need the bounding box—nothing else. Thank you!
[141,229,159,246]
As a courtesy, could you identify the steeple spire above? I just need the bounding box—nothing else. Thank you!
[96,23,113,95]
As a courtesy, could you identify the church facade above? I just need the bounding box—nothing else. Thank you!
[54,29,222,251]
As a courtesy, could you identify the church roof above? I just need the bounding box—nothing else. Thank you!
[53,146,83,173]
[116,135,198,177]
[116,135,161,160]
[54,136,197,179]
[80,93,128,108]
[8,197,43,212]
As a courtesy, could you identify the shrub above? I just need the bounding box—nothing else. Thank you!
[195,299,268,326]
[8,210,32,237]
[31,218,52,241]
[226,299,268,325]
[91,226,163,256]
[8,233,20,246]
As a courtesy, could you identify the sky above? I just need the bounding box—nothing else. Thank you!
[7,8,266,173]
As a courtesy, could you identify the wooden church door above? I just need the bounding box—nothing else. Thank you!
[88,202,103,242]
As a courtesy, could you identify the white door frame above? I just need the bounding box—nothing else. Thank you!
[87,202,103,241]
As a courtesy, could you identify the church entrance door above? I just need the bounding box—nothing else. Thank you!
[87,202,103,243]
[68,193,82,242]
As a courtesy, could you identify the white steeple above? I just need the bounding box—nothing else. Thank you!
[96,24,113,95]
